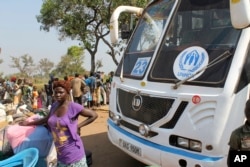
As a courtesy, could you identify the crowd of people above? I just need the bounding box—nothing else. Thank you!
[45,71,114,110]
[0,76,47,110]
[0,70,114,111]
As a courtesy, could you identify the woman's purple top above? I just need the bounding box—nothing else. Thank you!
[48,102,85,164]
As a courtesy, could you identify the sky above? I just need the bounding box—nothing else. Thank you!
[0,0,118,76]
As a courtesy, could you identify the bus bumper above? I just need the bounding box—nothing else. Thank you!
[107,119,226,167]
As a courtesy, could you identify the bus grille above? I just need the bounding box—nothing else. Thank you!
[117,89,174,125]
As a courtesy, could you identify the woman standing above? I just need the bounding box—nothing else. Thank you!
[20,80,98,167]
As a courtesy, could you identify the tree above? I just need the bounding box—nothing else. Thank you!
[36,0,148,73]
[95,59,103,72]
[103,0,148,65]
[9,54,35,77]
[38,58,54,77]
[52,46,85,77]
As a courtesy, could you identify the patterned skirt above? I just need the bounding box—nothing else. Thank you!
[57,156,88,167]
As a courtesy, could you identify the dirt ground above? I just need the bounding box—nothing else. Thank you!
[79,105,146,167]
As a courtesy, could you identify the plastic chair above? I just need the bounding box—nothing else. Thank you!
[0,147,39,167]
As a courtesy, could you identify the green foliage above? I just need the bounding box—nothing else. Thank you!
[52,45,85,77]
[8,45,86,80]
[37,0,149,73]
[67,46,84,59]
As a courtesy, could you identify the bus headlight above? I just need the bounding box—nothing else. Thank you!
[190,140,202,152]
[113,115,121,125]
[177,137,189,148]
[109,111,115,118]
[109,112,121,126]
[170,135,202,152]
[139,124,150,137]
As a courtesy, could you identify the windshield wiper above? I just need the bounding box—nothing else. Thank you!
[172,50,232,89]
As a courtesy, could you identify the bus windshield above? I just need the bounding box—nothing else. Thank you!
[116,0,242,88]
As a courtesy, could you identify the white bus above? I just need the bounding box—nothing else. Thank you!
[107,0,250,166]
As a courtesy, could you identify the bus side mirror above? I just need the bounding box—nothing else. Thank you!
[230,0,250,29]
[121,31,131,39]
[121,23,131,39]
[110,6,143,44]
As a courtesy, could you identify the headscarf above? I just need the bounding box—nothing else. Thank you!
[53,80,71,94]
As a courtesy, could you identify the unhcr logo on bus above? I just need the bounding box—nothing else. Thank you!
[173,46,209,81]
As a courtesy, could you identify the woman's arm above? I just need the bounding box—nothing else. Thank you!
[19,115,49,126]
[77,108,98,130]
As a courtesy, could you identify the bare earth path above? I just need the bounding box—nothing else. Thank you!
[79,105,146,167]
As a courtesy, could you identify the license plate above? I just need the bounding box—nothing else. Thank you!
[119,139,142,156]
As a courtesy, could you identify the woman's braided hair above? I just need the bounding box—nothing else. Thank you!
[53,80,71,93]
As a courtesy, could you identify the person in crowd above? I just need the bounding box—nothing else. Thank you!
[83,86,91,108]
[45,76,55,108]
[13,78,23,106]
[32,86,39,110]
[83,74,91,108]
[96,74,106,106]
[109,71,114,83]
[39,88,47,109]
[0,78,5,100]
[44,83,51,107]
[28,82,33,94]
[95,73,101,107]
[9,76,16,94]
[64,76,68,81]
[37,89,43,109]
[85,72,97,108]
[54,77,59,82]
[104,78,111,105]
[21,78,32,105]
[71,73,86,105]
[100,83,106,105]
[19,79,98,167]
[227,99,250,166]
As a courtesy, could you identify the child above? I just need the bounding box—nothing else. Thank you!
[32,86,38,110]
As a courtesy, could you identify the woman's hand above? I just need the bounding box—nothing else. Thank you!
[77,127,81,136]
[19,121,29,126]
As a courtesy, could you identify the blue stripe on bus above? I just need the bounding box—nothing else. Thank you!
[108,119,223,162]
